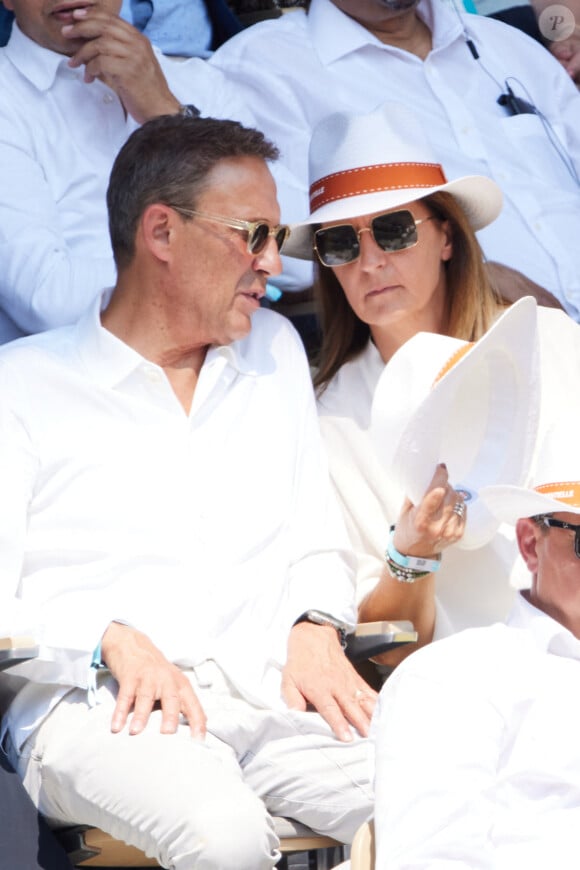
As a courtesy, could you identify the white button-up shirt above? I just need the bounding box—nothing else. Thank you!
[0,301,356,749]
[211,0,580,314]
[0,26,251,342]
[374,592,580,868]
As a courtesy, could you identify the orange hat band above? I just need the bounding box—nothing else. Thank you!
[433,343,474,386]
[535,482,580,508]
[309,162,447,213]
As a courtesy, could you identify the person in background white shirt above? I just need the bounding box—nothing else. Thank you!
[0,0,249,343]
[210,0,580,314]
[373,421,580,869]
[0,114,374,869]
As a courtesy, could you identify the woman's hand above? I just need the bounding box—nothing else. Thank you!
[394,463,466,558]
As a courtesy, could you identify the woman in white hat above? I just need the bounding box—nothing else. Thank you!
[283,101,580,663]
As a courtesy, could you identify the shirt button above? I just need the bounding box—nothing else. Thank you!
[103,93,115,104]
[145,368,161,383]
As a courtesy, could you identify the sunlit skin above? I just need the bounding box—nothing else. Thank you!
[327,199,453,363]
[518,511,580,639]
[102,155,283,395]
[3,0,122,56]
[165,156,283,351]
[331,0,431,55]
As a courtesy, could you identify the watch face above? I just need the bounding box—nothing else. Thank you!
[180,105,200,118]
[306,610,347,630]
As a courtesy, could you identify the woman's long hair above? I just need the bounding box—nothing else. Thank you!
[313,191,502,391]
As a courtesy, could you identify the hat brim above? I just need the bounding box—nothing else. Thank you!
[479,485,580,525]
[370,297,539,550]
[282,175,503,261]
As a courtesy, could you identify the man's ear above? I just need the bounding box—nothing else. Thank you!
[140,204,176,264]
[516,517,540,574]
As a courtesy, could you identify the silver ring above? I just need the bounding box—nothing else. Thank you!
[452,501,466,519]
[354,689,366,701]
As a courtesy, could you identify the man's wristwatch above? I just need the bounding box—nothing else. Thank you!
[294,609,349,649]
[178,104,201,118]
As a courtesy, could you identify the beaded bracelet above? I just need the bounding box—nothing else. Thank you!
[385,555,430,584]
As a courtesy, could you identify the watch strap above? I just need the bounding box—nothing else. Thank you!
[294,610,348,650]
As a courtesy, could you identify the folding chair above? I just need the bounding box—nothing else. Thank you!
[350,820,375,870]
[56,818,343,868]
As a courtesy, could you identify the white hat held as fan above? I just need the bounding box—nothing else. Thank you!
[369,296,540,550]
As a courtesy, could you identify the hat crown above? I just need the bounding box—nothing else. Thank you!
[309,102,441,189]
[479,369,580,524]
[535,481,580,509]
[529,420,580,510]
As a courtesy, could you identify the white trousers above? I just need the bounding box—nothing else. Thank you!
[14,663,373,870]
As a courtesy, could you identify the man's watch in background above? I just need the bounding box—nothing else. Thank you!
[178,104,201,118]
[294,609,349,650]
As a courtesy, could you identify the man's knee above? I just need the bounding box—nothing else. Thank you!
[158,790,279,870]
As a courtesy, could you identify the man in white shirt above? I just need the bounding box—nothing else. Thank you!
[0,114,375,869]
[211,0,580,315]
[373,435,580,869]
[0,0,249,343]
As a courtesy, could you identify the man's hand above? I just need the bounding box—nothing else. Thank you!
[550,35,580,84]
[282,621,377,743]
[62,8,181,123]
[101,622,206,738]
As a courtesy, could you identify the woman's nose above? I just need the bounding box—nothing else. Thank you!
[358,226,389,267]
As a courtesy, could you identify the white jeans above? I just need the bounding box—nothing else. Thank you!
[14,663,373,870]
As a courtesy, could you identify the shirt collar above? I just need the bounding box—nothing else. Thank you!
[359,337,385,393]
[309,0,384,65]
[74,293,260,389]
[308,0,462,66]
[5,23,72,92]
[507,591,580,660]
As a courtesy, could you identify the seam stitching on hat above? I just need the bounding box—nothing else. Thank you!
[316,162,441,183]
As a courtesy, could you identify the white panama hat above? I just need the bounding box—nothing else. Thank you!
[283,100,503,260]
[369,297,540,550]
[480,418,580,524]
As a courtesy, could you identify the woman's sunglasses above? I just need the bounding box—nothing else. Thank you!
[170,206,290,255]
[313,209,435,267]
